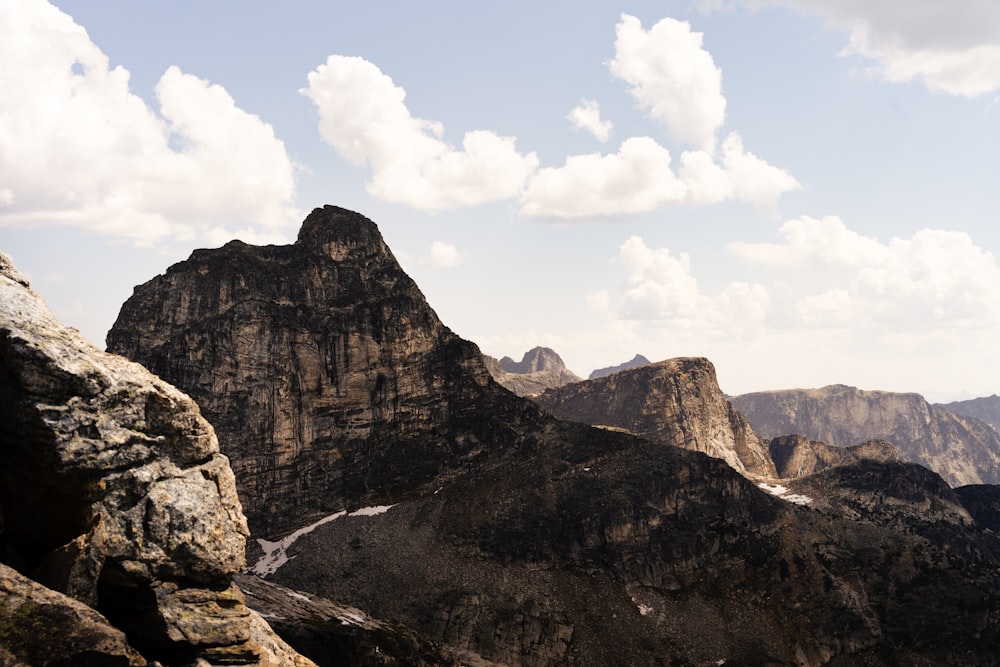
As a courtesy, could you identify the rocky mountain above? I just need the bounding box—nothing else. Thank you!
[939,394,1000,432]
[483,347,582,397]
[0,252,313,665]
[768,435,900,479]
[106,206,1000,665]
[535,358,777,480]
[731,384,1000,486]
[588,353,651,380]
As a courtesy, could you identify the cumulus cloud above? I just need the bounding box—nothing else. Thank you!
[567,99,613,142]
[519,133,798,217]
[427,240,464,268]
[519,14,797,218]
[0,0,298,245]
[615,236,770,336]
[301,55,539,211]
[730,215,1000,329]
[610,14,726,151]
[744,0,1000,96]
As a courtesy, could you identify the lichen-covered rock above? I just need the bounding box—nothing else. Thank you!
[0,251,315,666]
[0,562,145,666]
[731,384,1000,486]
[535,357,778,480]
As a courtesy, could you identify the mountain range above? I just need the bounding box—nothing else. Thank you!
[3,205,1000,665]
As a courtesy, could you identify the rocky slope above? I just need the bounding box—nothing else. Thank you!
[732,384,1000,486]
[483,347,582,397]
[588,353,651,380]
[768,435,900,479]
[0,252,313,666]
[107,206,1000,666]
[939,394,1000,432]
[535,358,777,480]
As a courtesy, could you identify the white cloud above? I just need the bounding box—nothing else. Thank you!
[615,236,770,335]
[301,55,539,211]
[748,0,1000,96]
[730,215,1000,329]
[518,134,798,218]
[0,0,298,246]
[567,99,612,142]
[427,241,464,268]
[586,289,611,312]
[609,14,726,151]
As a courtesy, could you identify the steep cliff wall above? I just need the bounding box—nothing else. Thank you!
[108,206,541,538]
[0,251,312,666]
[768,435,900,479]
[535,358,777,480]
[731,384,1000,486]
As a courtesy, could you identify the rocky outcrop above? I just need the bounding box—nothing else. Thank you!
[106,207,1000,666]
[535,358,777,480]
[236,573,499,667]
[588,354,650,380]
[107,206,532,539]
[939,394,1000,432]
[732,384,1000,486]
[0,252,313,666]
[768,435,900,479]
[483,347,582,397]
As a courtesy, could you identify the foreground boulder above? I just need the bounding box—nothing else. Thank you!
[0,252,313,666]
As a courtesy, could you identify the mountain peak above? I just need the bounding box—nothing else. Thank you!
[588,353,651,380]
[499,346,568,374]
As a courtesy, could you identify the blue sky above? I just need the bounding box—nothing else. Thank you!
[2,0,999,400]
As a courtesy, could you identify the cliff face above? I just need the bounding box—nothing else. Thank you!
[939,394,1000,432]
[0,253,313,666]
[731,384,1000,486]
[768,435,900,479]
[104,207,1000,666]
[107,206,534,539]
[535,358,777,480]
[483,347,582,397]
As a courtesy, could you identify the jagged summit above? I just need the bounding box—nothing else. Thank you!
[499,346,567,374]
[295,204,391,251]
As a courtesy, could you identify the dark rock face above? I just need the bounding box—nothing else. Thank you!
[732,384,1000,486]
[235,573,498,667]
[588,354,651,380]
[939,394,1000,432]
[483,347,582,397]
[106,207,1000,666]
[108,206,528,539]
[0,253,313,666]
[768,435,900,479]
[535,358,777,480]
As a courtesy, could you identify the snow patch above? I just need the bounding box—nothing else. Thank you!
[758,482,813,506]
[250,504,396,576]
[340,611,366,626]
[637,603,653,616]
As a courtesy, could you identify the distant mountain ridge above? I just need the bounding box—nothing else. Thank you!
[483,346,582,397]
[938,394,1000,432]
[535,357,778,480]
[588,354,651,379]
[731,384,1000,486]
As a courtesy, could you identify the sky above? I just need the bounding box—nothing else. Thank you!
[2,0,999,401]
